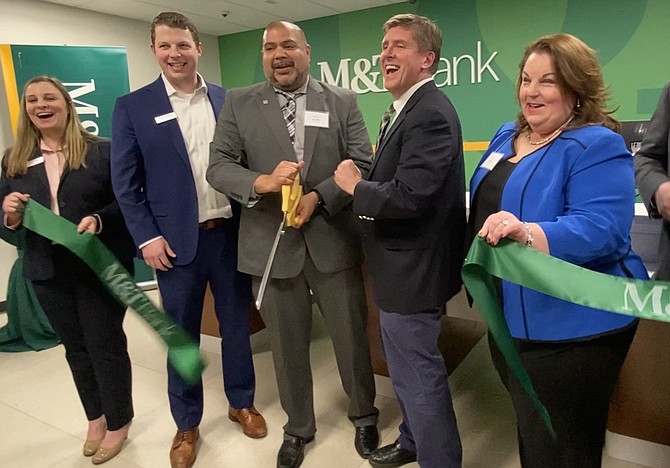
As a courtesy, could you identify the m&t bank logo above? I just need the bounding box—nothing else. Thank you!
[318,41,500,95]
[65,80,100,135]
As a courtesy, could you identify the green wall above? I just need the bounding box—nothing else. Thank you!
[218,0,670,182]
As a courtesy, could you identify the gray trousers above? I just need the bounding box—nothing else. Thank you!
[253,254,378,439]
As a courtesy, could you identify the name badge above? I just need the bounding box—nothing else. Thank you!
[154,112,177,124]
[28,156,45,167]
[304,110,329,128]
[480,151,504,171]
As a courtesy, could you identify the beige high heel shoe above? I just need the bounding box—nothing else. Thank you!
[84,419,107,457]
[91,421,131,465]
[91,437,126,464]
[83,438,103,457]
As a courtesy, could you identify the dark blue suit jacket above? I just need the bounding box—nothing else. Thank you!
[111,76,225,265]
[353,81,466,313]
[1,139,135,280]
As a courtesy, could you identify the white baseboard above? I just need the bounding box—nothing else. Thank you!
[605,430,670,467]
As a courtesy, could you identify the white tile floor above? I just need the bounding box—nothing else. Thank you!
[0,292,649,468]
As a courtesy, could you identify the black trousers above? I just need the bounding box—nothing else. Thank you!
[489,323,636,468]
[32,247,133,430]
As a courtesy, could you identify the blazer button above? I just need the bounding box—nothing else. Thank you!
[358,215,375,221]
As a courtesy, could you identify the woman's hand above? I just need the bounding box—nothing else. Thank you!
[479,211,527,246]
[2,192,30,227]
[478,210,548,253]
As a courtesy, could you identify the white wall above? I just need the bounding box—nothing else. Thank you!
[0,0,222,303]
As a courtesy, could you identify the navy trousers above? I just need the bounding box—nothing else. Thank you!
[379,308,462,468]
[157,218,255,431]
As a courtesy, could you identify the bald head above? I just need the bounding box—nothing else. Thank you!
[263,21,307,45]
[262,20,311,91]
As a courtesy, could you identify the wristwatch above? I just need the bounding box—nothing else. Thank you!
[312,190,324,210]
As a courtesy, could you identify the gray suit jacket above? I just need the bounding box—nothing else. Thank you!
[634,81,670,279]
[207,79,373,278]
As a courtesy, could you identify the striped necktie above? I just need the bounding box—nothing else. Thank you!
[375,103,395,150]
[277,91,299,144]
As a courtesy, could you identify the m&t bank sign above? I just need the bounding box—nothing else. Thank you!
[318,41,500,94]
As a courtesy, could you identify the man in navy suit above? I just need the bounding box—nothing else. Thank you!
[335,14,466,468]
[110,12,265,468]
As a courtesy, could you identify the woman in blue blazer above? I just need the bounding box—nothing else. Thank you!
[1,76,135,464]
[467,34,647,468]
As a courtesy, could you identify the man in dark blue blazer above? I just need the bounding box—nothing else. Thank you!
[335,14,465,468]
[110,12,264,468]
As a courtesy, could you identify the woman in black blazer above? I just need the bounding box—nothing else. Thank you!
[0,76,135,464]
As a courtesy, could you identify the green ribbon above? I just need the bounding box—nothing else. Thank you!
[21,199,205,384]
[462,237,670,436]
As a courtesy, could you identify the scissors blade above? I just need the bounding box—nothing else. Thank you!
[255,214,287,309]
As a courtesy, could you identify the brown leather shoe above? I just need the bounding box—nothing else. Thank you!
[228,406,268,438]
[170,427,199,468]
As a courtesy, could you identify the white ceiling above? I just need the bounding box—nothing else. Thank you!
[42,0,410,36]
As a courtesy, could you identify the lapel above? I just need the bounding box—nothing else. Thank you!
[146,77,191,170]
[207,82,225,119]
[26,148,51,206]
[369,113,401,175]
[257,83,296,162]
[302,79,326,178]
[470,131,515,198]
[28,148,49,191]
[370,82,436,175]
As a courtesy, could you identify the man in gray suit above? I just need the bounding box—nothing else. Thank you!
[635,81,670,280]
[207,20,378,468]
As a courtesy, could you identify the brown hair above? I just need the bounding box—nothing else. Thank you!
[5,76,97,176]
[516,33,619,134]
[383,14,442,74]
[151,12,200,45]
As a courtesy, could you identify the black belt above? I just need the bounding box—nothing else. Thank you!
[198,218,224,230]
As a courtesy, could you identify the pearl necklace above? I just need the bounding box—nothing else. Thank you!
[526,115,574,146]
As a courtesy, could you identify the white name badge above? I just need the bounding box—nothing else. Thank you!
[154,112,177,124]
[28,156,45,167]
[304,110,329,128]
[480,151,504,171]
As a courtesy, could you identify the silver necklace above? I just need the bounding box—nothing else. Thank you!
[527,115,574,145]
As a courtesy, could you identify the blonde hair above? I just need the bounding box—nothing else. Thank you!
[516,33,619,134]
[5,75,98,177]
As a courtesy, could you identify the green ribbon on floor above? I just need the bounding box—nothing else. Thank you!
[462,237,670,437]
[21,199,205,384]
